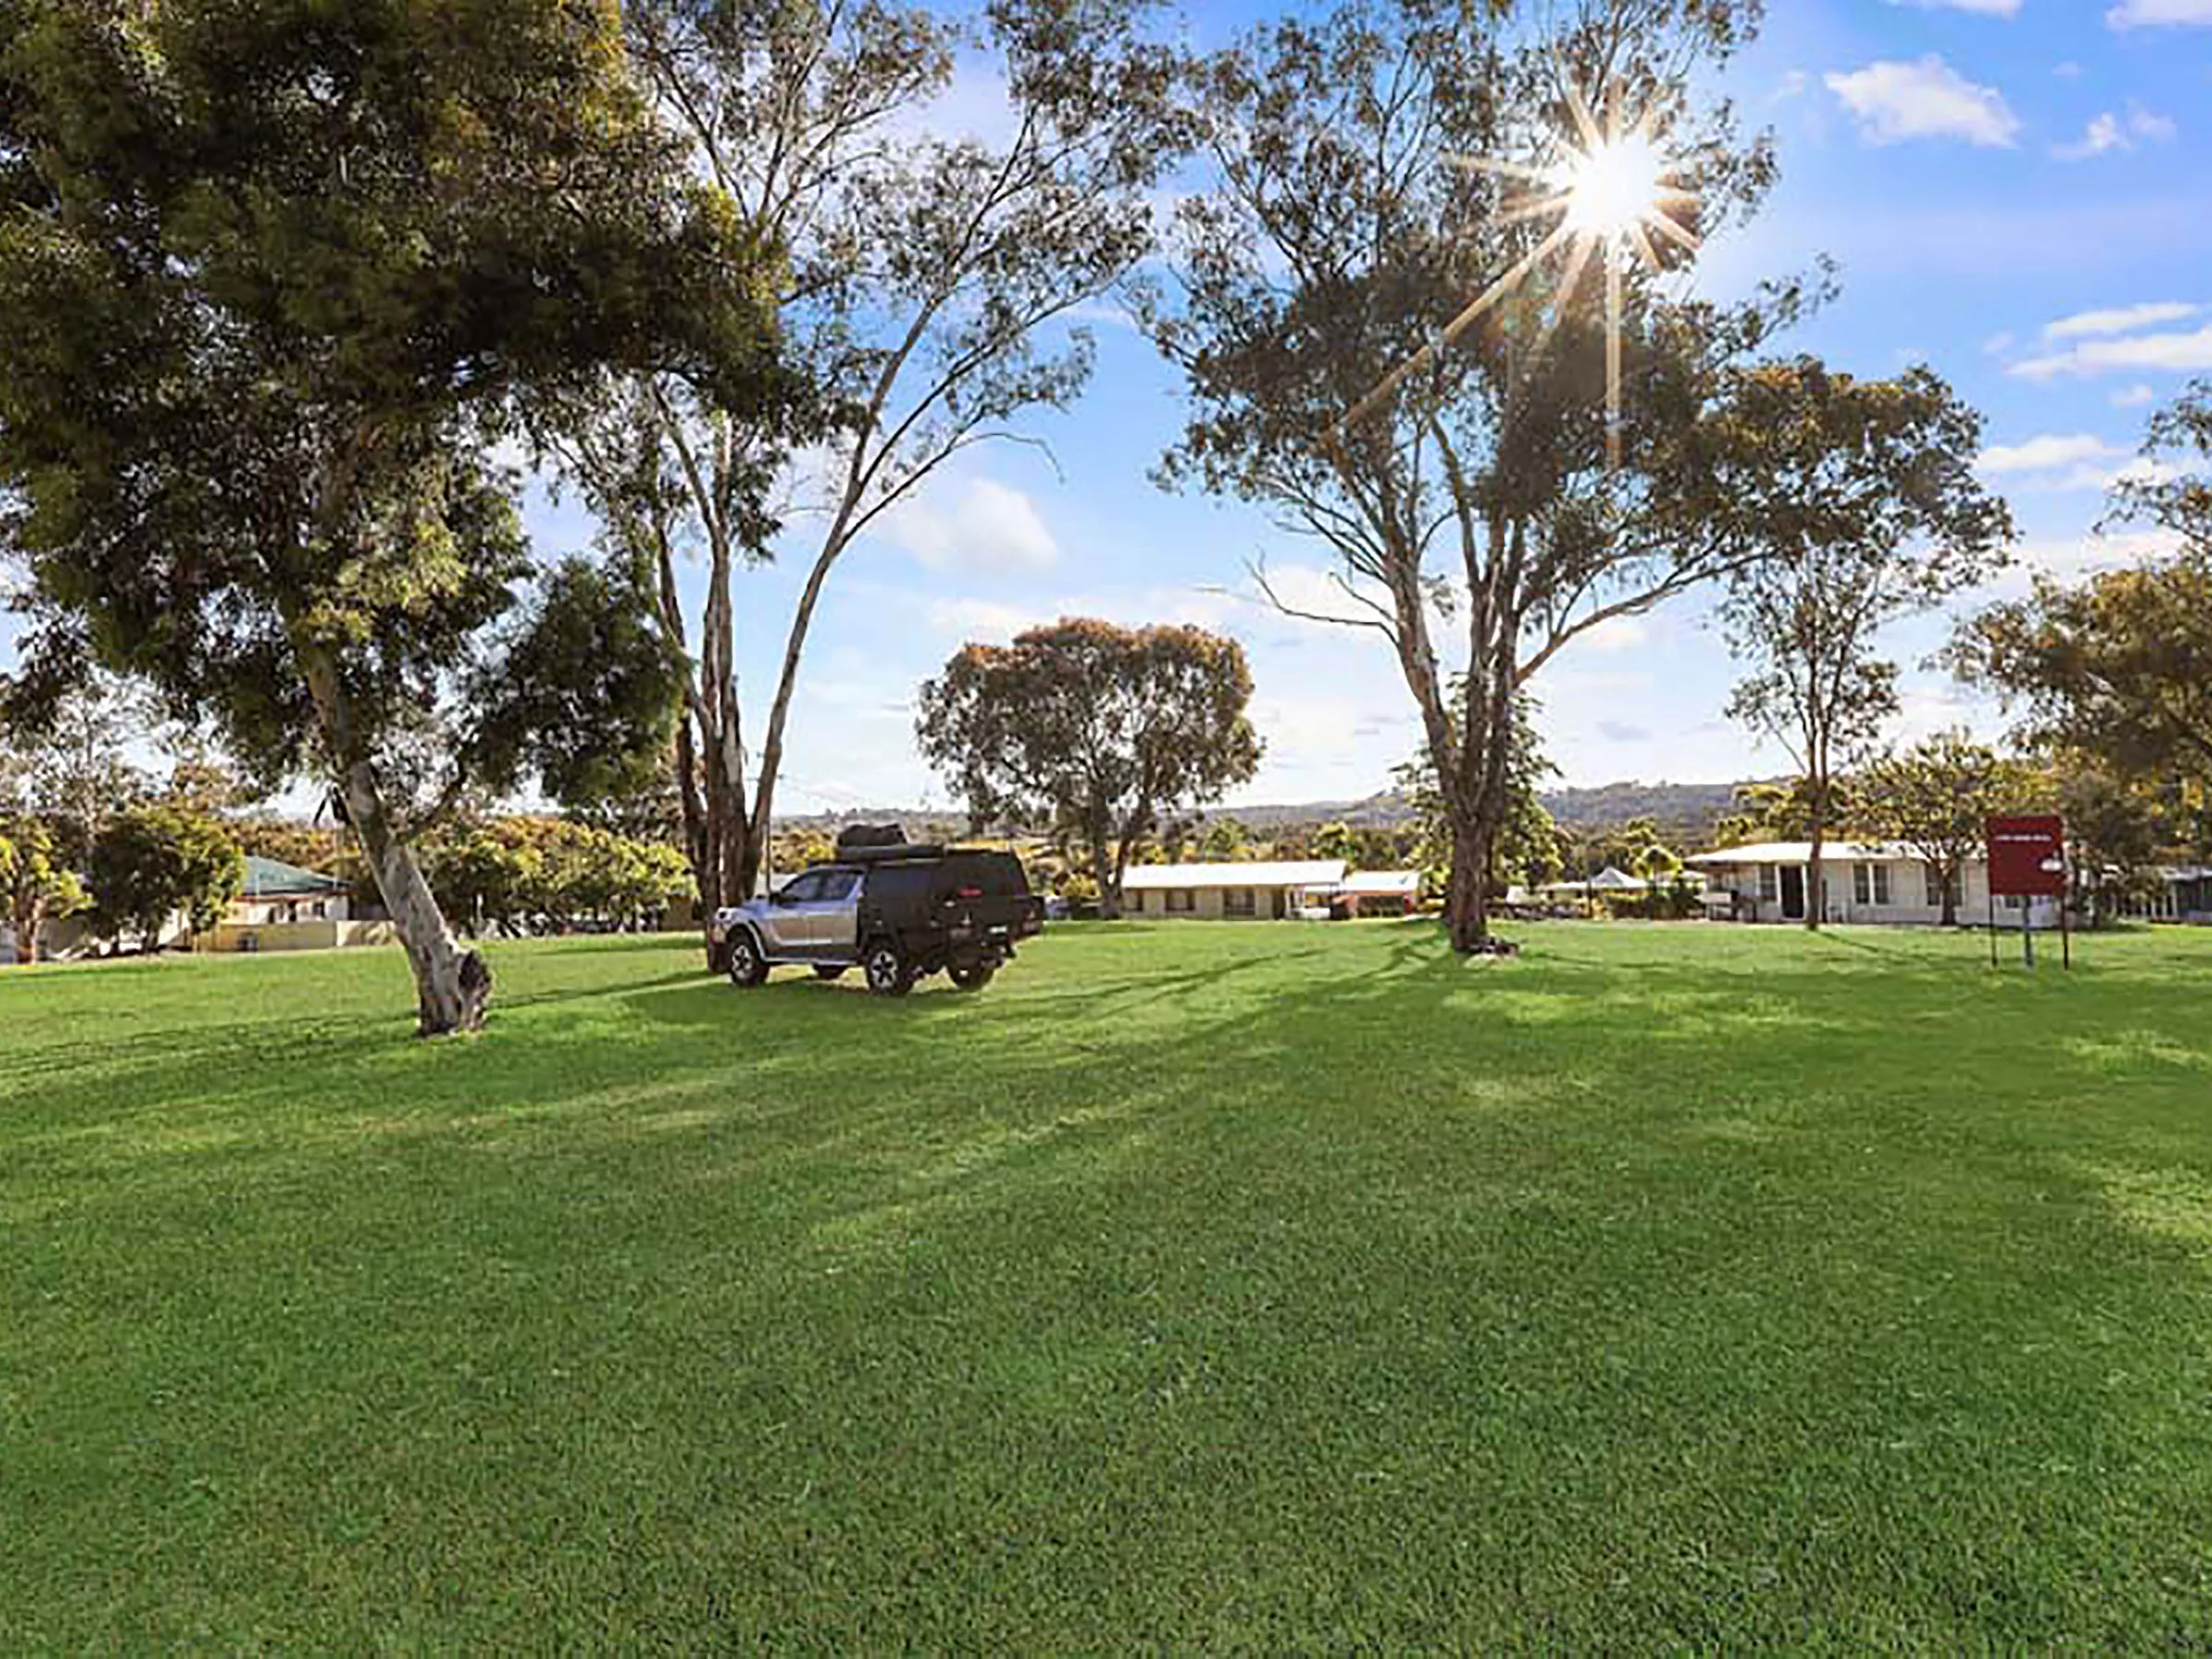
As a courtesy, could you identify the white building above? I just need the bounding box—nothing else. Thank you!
[1335,869,1423,916]
[1688,841,2064,929]
[1122,860,1347,920]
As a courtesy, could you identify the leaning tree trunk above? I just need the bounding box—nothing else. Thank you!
[295,638,489,1035]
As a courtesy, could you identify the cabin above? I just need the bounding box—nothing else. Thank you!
[1121,860,1347,920]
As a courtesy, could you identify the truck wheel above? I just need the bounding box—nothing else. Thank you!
[947,960,995,991]
[863,939,914,997]
[726,930,770,988]
[813,964,846,981]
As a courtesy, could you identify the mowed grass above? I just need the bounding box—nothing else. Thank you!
[6,921,2212,1649]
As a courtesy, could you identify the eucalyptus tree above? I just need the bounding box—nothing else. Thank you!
[1710,360,2011,929]
[914,618,1262,917]
[1856,732,2034,927]
[1147,0,1804,953]
[1953,379,2212,796]
[0,0,784,1030]
[575,0,1194,959]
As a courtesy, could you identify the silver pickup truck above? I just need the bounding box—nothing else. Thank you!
[710,840,1044,996]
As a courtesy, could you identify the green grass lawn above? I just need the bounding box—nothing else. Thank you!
[6,920,2212,1648]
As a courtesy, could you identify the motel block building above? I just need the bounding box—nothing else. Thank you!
[1688,841,2065,929]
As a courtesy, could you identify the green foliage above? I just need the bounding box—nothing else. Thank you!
[0,0,789,1024]
[0,813,87,961]
[421,818,692,935]
[468,553,686,813]
[1710,359,2011,927]
[1712,360,2014,811]
[573,0,1192,912]
[1855,733,2039,924]
[1394,695,1558,888]
[1955,549,2212,791]
[2107,376,2211,559]
[0,677,155,866]
[915,618,1262,912]
[1199,817,1251,862]
[1710,777,1857,848]
[87,806,244,947]
[1147,0,1795,947]
[2046,760,2172,926]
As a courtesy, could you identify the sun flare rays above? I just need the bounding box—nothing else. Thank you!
[1332,72,1700,467]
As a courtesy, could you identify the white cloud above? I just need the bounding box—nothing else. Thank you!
[1577,615,1653,654]
[2004,528,2185,588]
[2107,0,2212,28]
[879,477,1059,574]
[1974,433,2124,475]
[2043,300,2199,340]
[2128,102,2181,143]
[2051,102,2180,159]
[922,596,1041,642]
[1888,0,2021,13]
[1982,331,2017,356]
[2053,61,2086,78]
[2011,323,2212,379]
[2053,112,2127,160]
[2112,383,2160,407]
[1825,56,2021,147]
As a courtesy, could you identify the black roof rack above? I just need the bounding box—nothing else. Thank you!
[832,842,947,863]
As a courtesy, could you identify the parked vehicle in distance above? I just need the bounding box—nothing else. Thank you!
[710,827,1045,996]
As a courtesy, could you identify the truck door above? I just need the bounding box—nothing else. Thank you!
[761,872,824,953]
[807,869,862,957]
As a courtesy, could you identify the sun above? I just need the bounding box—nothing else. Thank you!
[1331,72,1700,467]
[1560,131,1671,244]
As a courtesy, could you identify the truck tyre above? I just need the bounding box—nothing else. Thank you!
[863,939,914,997]
[726,929,771,988]
[947,960,996,991]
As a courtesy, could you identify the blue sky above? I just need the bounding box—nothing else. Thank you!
[9,0,2212,813]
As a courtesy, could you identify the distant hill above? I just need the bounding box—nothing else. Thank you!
[1539,779,1764,836]
[775,781,1764,842]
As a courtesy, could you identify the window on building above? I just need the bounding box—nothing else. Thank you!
[1757,865,1778,903]
[2004,893,2026,912]
[1223,888,1255,917]
[1125,889,1145,913]
[1166,888,1196,913]
[1923,865,1958,910]
[1853,864,1891,906]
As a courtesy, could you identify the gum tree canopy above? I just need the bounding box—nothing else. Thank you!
[915,619,1262,917]
[0,0,786,1031]
[1147,0,1811,953]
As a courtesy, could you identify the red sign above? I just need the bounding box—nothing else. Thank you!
[1986,815,2066,898]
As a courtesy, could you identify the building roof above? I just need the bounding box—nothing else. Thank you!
[241,854,349,897]
[1535,865,1650,894]
[1339,869,1420,897]
[1122,859,1347,891]
[1687,841,1924,867]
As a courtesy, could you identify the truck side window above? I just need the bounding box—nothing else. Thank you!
[815,870,860,902]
